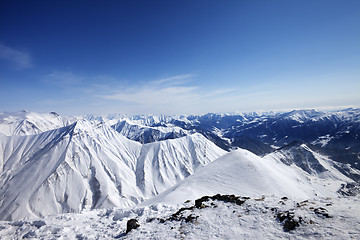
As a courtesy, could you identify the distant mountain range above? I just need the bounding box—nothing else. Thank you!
[94,108,360,178]
[0,108,359,221]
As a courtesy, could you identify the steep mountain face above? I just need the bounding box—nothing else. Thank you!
[265,143,359,181]
[0,123,77,221]
[0,119,225,221]
[135,133,223,197]
[112,120,187,144]
[266,142,329,175]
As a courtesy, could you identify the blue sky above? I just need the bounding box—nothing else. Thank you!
[0,0,359,115]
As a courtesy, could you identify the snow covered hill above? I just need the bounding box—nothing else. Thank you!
[0,118,225,221]
[141,149,347,206]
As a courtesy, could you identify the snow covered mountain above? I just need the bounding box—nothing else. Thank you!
[4,109,359,168]
[0,118,225,221]
[0,109,359,239]
[97,108,360,179]
[0,109,359,222]
[112,119,187,144]
[265,142,360,181]
[142,148,351,206]
[0,111,70,136]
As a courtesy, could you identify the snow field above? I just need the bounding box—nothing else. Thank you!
[0,196,359,239]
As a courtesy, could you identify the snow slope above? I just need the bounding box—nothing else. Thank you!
[142,149,331,206]
[1,194,359,239]
[0,119,225,221]
[0,123,77,221]
[135,133,224,197]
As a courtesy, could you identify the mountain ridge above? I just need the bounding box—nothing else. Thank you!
[0,108,359,221]
[0,119,225,220]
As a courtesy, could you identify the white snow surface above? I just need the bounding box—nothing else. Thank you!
[0,195,359,239]
[141,149,343,207]
[0,118,225,221]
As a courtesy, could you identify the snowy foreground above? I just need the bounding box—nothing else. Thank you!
[0,195,359,239]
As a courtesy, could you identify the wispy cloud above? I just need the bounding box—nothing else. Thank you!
[99,74,200,105]
[150,74,196,85]
[96,74,243,114]
[37,72,263,115]
[102,86,200,105]
[42,71,83,86]
[0,43,33,69]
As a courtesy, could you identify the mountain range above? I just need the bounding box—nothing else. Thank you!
[0,108,359,222]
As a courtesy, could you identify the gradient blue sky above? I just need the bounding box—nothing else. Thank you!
[0,0,359,115]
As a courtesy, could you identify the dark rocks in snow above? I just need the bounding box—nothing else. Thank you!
[195,194,247,208]
[283,218,301,232]
[126,219,140,233]
[169,212,199,223]
[149,194,336,234]
[22,230,36,239]
[276,211,294,222]
[184,214,198,223]
[31,220,46,229]
[170,206,196,221]
[273,199,333,231]
[314,207,332,218]
[158,194,247,224]
[276,211,301,231]
[10,221,25,227]
[194,196,209,208]
[153,206,199,223]
[297,199,311,207]
[337,182,360,196]
[76,234,85,240]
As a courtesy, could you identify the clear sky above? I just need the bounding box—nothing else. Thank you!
[0,0,359,115]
